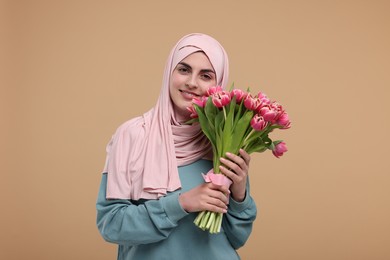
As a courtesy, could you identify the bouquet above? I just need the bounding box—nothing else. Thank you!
[187,85,291,233]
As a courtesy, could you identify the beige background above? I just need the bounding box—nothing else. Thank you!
[2,0,390,259]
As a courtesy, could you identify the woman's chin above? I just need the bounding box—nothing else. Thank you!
[173,110,191,123]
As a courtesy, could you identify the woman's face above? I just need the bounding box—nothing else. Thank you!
[170,51,217,122]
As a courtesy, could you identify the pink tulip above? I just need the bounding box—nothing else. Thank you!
[206,86,223,96]
[211,91,231,108]
[244,95,261,111]
[272,142,288,158]
[270,102,283,113]
[276,112,291,129]
[259,102,285,123]
[250,114,267,131]
[259,105,278,123]
[257,91,271,106]
[193,96,208,108]
[187,105,198,118]
[230,89,248,103]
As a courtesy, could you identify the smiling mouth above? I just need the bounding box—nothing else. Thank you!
[180,90,200,98]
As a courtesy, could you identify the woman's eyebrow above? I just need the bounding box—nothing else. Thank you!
[178,62,191,69]
[178,62,215,74]
[201,68,216,74]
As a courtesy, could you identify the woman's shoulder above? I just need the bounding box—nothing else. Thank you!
[112,109,153,138]
[115,116,145,134]
[103,110,154,173]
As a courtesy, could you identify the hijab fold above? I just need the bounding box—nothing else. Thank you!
[104,33,229,200]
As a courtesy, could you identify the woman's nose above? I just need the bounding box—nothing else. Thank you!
[186,75,198,88]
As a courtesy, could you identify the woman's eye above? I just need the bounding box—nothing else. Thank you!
[178,67,189,73]
[202,74,212,80]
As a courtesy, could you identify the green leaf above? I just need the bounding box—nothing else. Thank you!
[273,140,283,145]
[262,135,273,150]
[195,105,215,146]
[183,118,199,125]
[246,142,267,154]
[248,145,268,154]
[222,96,236,153]
[214,125,223,173]
[214,110,225,132]
[204,97,218,130]
[229,110,253,154]
[245,136,268,154]
[229,82,235,91]
[233,98,245,130]
[243,129,263,147]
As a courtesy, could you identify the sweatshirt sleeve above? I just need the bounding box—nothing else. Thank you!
[96,174,188,246]
[222,177,257,249]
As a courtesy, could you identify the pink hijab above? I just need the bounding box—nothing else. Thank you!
[104,33,229,200]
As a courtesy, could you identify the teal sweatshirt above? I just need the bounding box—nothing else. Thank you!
[96,159,257,260]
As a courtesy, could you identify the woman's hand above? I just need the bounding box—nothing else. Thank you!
[179,183,230,214]
[219,149,251,202]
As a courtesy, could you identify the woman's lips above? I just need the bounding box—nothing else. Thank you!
[180,90,199,100]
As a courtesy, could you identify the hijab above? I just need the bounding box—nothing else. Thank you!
[104,33,229,200]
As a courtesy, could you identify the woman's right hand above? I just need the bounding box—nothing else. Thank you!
[178,183,230,213]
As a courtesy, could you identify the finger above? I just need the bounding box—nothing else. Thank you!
[208,192,229,206]
[208,182,231,195]
[239,149,251,165]
[225,152,247,170]
[201,190,228,212]
[219,165,240,183]
[206,200,228,213]
[220,157,242,175]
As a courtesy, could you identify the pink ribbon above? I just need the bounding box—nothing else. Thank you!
[202,169,232,188]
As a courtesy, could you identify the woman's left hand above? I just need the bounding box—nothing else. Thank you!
[219,149,251,202]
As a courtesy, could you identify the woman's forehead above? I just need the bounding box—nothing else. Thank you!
[178,52,214,71]
[172,47,222,81]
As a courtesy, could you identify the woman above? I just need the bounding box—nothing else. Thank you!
[96,33,257,260]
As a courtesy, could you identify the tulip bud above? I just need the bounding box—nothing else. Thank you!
[271,141,288,158]
[257,91,271,106]
[230,89,248,103]
[206,86,223,96]
[244,95,261,111]
[211,91,231,108]
[276,112,291,129]
[193,96,208,108]
[250,114,267,131]
[187,105,198,118]
[259,105,278,123]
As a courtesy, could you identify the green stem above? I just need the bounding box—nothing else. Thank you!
[216,213,223,233]
[194,210,225,233]
[200,211,210,230]
[243,128,255,146]
[194,211,205,226]
[206,212,215,229]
